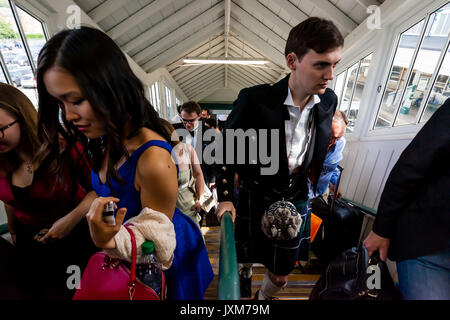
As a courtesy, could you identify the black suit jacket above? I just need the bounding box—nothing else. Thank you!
[373,98,450,261]
[216,74,337,203]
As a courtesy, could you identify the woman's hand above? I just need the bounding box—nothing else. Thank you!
[36,214,78,244]
[86,197,127,249]
[191,200,202,213]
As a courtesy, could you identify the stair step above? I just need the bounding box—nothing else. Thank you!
[201,226,323,300]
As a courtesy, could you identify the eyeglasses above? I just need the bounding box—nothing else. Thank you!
[181,117,198,123]
[0,119,18,139]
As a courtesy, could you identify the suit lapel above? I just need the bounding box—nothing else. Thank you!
[267,75,290,179]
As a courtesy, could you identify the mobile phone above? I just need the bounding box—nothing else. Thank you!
[103,201,116,226]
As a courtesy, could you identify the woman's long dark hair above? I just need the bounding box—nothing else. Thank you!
[36,26,171,185]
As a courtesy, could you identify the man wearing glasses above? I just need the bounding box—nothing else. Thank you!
[174,101,214,184]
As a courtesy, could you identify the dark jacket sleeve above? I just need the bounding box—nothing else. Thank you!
[373,98,450,238]
[215,88,252,202]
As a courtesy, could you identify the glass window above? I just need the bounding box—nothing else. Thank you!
[164,85,173,119]
[0,1,36,106]
[375,20,425,128]
[150,82,161,114]
[420,45,450,122]
[16,6,46,67]
[333,71,346,107]
[395,5,450,126]
[340,62,359,115]
[347,53,373,133]
[0,64,7,83]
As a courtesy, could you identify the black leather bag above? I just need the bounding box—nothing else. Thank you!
[311,166,363,263]
[309,245,401,300]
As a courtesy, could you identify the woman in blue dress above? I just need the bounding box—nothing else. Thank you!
[35,27,213,300]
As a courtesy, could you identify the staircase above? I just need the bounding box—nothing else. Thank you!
[202,226,324,300]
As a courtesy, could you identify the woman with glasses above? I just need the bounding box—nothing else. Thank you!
[0,83,96,299]
[36,27,213,300]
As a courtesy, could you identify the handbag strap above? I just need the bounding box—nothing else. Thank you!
[329,165,343,214]
[123,224,137,287]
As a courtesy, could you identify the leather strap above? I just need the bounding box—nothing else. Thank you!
[124,224,136,287]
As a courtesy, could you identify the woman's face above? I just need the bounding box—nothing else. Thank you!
[43,66,105,139]
[0,108,21,154]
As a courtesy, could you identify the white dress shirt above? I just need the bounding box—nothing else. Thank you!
[284,88,320,174]
[185,122,200,148]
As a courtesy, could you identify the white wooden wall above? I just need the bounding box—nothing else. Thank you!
[340,139,411,210]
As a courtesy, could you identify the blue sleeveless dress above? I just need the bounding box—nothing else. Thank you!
[91,140,213,300]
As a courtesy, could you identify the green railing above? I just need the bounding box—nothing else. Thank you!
[342,198,377,216]
[0,223,7,235]
[217,211,240,300]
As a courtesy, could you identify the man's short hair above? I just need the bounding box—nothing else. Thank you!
[285,17,344,61]
[333,110,348,126]
[180,101,201,115]
[204,118,217,129]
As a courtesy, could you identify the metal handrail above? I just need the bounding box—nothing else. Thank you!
[217,211,240,300]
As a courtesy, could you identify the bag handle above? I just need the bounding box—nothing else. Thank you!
[123,224,137,287]
[329,165,343,214]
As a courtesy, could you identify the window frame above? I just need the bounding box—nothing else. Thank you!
[150,82,161,114]
[331,49,374,136]
[372,1,450,131]
[0,0,48,109]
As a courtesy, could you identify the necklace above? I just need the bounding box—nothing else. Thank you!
[24,160,33,175]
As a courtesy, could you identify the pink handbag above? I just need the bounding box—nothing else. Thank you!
[73,225,165,300]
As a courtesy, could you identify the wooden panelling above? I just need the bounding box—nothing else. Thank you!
[340,139,411,210]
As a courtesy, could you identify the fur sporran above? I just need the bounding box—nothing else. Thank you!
[261,199,303,241]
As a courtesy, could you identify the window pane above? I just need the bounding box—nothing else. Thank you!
[0,1,35,105]
[0,65,6,83]
[16,6,46,67]
[420,45,450,122]
[333,71,346,108]
[347,53,373,133]
[340,62,359,115]
[164,86,172,118]
[395,4,450,126]
[375,20,425,128]
[153,82,161,114]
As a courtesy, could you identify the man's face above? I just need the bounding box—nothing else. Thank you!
[201,110,209,119]
[180,110,200,131]
[286,47,342,95]
[328,120,346,150]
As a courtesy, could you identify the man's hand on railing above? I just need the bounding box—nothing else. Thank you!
[216,201,236,223]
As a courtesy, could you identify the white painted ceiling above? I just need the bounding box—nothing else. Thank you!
[73,0,385,103]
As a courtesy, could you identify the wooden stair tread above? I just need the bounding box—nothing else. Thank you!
[201,226,322,300]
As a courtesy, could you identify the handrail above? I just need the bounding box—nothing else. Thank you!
[0,223,7,235]
[217,211,240,300]
[342,198,377,216]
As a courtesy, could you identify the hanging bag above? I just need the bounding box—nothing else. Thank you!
[187,162,216,212]
[73,224,165,300]
[309,245,401,300]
